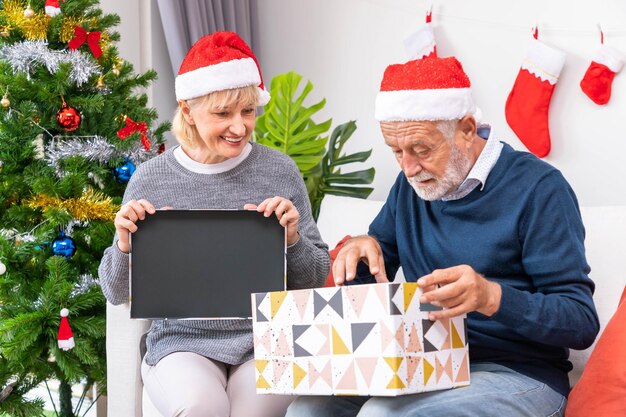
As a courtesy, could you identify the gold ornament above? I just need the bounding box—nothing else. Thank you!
[95,75,111,94]
[1,94,10,109]
[24,4,35,19]
[115,113,128,124]
[111,57,124,76]
[0,25,12,37]
[26,189,119,222]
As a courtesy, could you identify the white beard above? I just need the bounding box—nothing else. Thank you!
[407,144,472,201]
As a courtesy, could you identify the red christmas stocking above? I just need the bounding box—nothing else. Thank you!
[505,36,566,158]
[580,45,624,105]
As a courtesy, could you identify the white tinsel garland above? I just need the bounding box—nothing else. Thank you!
[65,219,89,236]
[0,40,101,86]
[45,135,158,177]
[70,274,100,297]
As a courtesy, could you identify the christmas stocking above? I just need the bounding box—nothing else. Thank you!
[505,36,566,158]
[580,44,624,105]
[403,11,436,60]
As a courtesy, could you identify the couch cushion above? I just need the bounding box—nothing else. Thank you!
[317,196,406,282]
[317,195,384,247]
[565,286,626,416]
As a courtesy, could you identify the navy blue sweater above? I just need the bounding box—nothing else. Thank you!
[357,143,599,397]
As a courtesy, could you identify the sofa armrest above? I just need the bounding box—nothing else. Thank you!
[106,302,151,417]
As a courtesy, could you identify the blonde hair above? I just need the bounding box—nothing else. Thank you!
[172,85,260,148]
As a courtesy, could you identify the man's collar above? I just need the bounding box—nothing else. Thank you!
[441,124,503,201]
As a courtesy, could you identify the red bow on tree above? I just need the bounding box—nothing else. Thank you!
[68,26,102,58]
[117,116,151,151]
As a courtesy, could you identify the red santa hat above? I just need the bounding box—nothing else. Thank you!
[45,0,62,17]
[375,56,477,122]
[175,31,270,105]
[58,308,75,351]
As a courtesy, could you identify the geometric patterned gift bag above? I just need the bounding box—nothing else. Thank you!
[252,282,470,396]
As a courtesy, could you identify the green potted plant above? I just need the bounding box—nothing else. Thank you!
[254,71,375,220]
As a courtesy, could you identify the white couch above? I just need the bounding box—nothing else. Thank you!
[105,195,626,416]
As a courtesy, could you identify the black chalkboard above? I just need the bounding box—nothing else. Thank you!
[130,210,285,319]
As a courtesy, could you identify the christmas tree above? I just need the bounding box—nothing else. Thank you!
[0,1,169,415]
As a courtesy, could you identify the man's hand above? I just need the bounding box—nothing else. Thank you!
[417,264,502,320]
[332,235,388,285]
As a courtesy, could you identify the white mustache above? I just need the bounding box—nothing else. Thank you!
[409,174,436,183]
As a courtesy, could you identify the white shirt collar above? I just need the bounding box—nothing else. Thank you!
[441,125,503,201]
[173,143,252,174]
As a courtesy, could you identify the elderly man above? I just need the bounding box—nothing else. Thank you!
[286,57,599,416]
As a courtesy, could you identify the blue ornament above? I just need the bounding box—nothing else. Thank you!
[114,158,136,183]
[52,232,76,259]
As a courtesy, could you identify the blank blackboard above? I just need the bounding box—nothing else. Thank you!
[130,210,285,319]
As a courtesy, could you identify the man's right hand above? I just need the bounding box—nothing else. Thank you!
[114,199,156,253]
[332,235,388,285]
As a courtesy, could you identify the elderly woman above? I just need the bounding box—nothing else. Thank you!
[98,31,329,417]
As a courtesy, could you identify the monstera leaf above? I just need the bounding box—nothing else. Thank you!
[255,71,375,221]
[255,71,331,176]
[306,121,374,219]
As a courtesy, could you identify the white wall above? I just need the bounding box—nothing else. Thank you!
[109,0,626,206]
[252,0,626,206]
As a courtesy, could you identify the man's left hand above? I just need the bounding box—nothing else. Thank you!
[417,265,502,320]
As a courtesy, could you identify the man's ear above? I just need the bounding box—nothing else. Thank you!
[458,115,477,143]
[179,101,194,125]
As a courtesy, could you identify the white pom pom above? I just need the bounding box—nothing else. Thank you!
[0,261,6,275]
[45,6,61,17]
[60,308,69,317]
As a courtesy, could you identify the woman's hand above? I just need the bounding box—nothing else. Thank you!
[114,199,156,253]
[244,196,300,245]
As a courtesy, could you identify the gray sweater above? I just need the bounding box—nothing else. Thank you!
[98,143,330,366]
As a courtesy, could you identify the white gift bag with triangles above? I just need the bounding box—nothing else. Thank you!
[251,282,470,396]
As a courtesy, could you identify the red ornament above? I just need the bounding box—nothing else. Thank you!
[56,102,81,131]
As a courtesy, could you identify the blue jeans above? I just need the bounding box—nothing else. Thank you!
[285,363,566,417]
